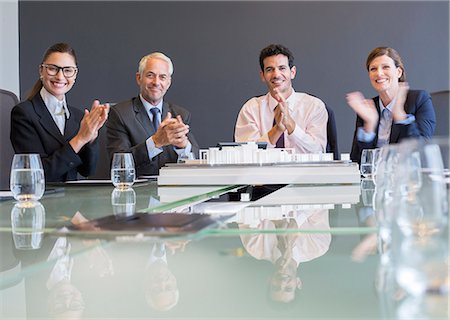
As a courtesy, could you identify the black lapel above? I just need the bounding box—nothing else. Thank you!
[32,95,66,144]
[64,105,79,140]
[371,96,382,146]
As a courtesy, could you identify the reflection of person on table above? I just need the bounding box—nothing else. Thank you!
[239,209,331,303]
[46,212,114,319]
[144,242,181,311]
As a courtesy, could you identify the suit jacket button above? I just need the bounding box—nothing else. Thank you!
[69,162,75,167]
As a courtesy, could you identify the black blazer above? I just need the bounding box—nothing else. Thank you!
[10,94,98,182]
[106,97,199,176]
[350,90,436,164]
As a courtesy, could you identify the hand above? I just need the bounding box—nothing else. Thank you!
[346,91,378,133]
[273,88,295,134]
[392,82,409,121]
[69,100,110,153]
[152,112,190,149]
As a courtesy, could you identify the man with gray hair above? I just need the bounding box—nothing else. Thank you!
[107,52,198,176]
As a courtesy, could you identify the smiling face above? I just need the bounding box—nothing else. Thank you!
[260,54,296,98]
[136,57,172,106]
[39,52,77,101]
[368,54,403,95]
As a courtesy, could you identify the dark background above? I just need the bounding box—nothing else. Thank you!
[19,1,449,177]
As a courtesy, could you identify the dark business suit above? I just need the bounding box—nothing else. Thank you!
[10,94,98,182]
[106,97,199,176]
[350,90,436,164]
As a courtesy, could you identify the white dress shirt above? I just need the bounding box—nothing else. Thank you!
[235,90,328,154]
[40,87,70,135]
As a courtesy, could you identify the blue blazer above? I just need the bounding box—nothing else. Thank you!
[350,90,436,164]
[10,94,98,182]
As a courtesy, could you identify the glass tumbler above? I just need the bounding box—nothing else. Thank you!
[111,153,135,189]
[10,154,45,201]
[11,201,46,250]
[360,148,380,179]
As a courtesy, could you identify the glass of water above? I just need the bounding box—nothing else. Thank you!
[111,153,135,189]
[111,188,136,217]
[10,154,45,201]
[360,148,380,178]
[11,201,46,250]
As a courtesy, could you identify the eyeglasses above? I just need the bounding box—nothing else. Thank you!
[41,64,78,78]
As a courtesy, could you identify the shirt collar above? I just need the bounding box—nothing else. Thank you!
[378,96,396,113]
[139,94,163,113]
[268,88,295,111]
[40,87,70,119]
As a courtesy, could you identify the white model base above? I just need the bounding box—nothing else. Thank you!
[157,162,361,185]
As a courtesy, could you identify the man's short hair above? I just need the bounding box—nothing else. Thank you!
[138,52,174,76]
[259,44,294,71]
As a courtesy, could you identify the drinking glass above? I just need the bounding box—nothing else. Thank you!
[10,154,45,201]
[372,144,400,262]
[394,138,448,237]
[360,148,380,178]
[111,188,136,217]
[177,152,195,163]
[11,201,46,250]
[393,230,448,297]
[111,153,135,189]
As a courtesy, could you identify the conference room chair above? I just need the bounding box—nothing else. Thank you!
[0,89,19,190]
[90,102,117,179]
[306,92,340,160]
[430,90,450,137]
[325,104,339,160]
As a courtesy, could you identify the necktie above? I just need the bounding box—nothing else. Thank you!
[382,108,390,120]
[150,107,160,131]
[273,118,285,148]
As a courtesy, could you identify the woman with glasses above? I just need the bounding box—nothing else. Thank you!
[10,43,109,182]
[347,47,436,164]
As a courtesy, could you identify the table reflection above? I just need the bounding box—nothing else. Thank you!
[238,208,331,303]
[11,201,45,250]
[47,212,114,319]
[144,242,179,311]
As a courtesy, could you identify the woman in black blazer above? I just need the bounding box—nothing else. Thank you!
[347,47,436,164]
[10,43,109,182]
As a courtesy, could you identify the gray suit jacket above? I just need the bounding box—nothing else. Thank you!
[106,97,199,176]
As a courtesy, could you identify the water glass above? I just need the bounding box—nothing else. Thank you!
[393,230,448,297]
[394,139,448,237]
[111,153,135,189]
[111,188,136,216]
[10,154,45,201]
[360,148,380,178]
[177,152,195,163]
[11,201,46,250]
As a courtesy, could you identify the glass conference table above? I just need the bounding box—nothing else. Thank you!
[0,180,447,319]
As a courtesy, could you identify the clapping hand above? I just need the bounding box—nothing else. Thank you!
[153,112,190,149]
[346,91,378,133]
[391,82,409,122]
[70,100,110,153]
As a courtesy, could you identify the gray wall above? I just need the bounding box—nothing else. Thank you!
[19,1,449,177]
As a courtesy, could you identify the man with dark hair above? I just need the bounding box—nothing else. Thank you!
[235,44,327,153]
